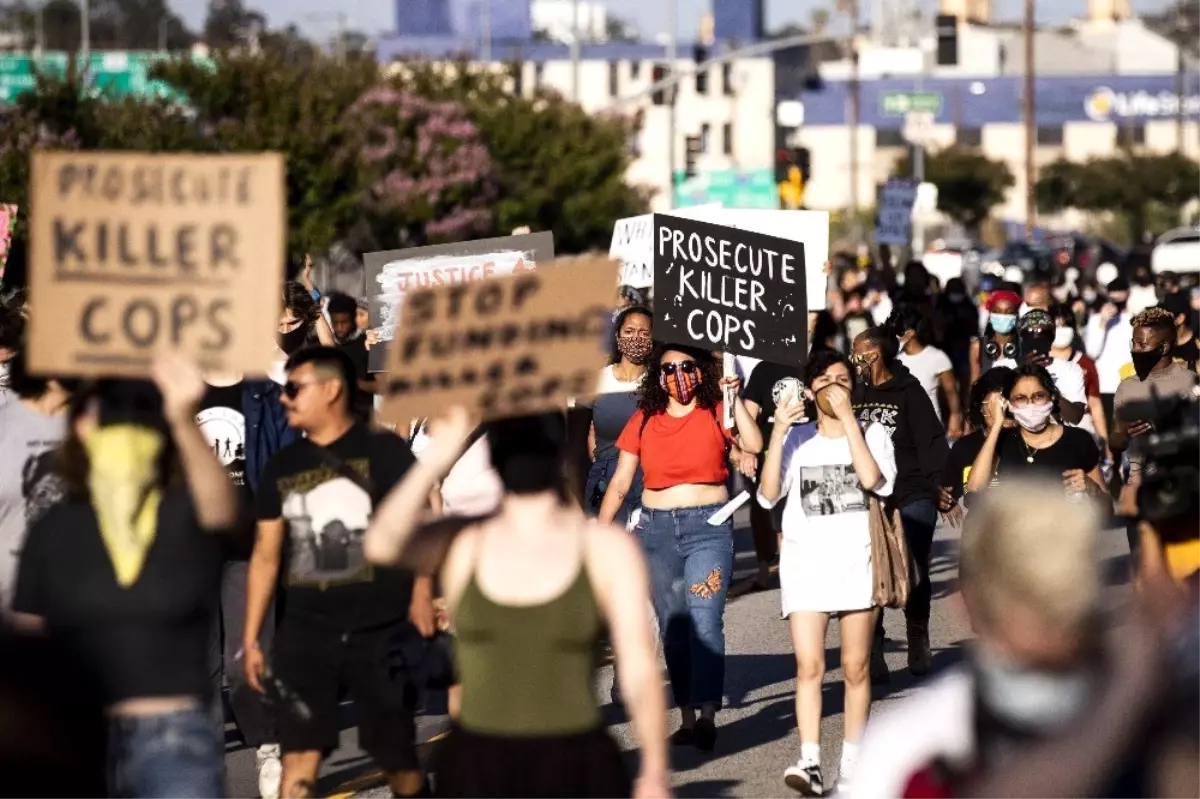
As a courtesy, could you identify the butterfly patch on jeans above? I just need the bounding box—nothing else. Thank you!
[689,568,723,600]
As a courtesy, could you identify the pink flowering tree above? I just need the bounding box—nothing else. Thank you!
[339,86,497,251]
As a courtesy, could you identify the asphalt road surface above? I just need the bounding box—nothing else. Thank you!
[222,509,1133,798]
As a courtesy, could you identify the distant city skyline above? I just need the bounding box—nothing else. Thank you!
[173,0,1177,41]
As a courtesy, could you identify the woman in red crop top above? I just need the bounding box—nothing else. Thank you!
[598,344,761,752]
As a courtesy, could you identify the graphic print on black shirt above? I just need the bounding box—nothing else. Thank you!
[21,449,63,527]
[257,425,416,630]
[197,382,246,488]
[744,361,804,442]
[799,465,867,516]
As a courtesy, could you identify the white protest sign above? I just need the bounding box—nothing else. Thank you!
[671,208,830,311]
[609,204,722,289]
[876,178,918,246]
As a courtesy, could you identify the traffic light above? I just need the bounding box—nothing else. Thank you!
[776,147,807,210]
[936,14,958,66]
[651,63,670,105]
[684,135,703,179]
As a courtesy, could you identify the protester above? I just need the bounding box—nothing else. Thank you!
[12,354,239,798]
[1021,281,1051,314]
[966,364,1106,502]
[935,278,980,403]
[1110,308,1199,535]
[1085,277,1134,433]
[741,357,806,591]
[851,328,948,681]
[0,296,22,408]
[1160,290,1199,371]
[243,346,432,799]
[942,366,1014,505]
[1128,263,1159,315]
[852,482,1109,797]
[198,367,282,799]
[759,349,896,796]
[278,281,335,364]
[598,344,761,751]
[890,304,963,439]
[969,290,1020,386]
[583,305,651,524]
[1014,310,1086,425]
[1048,302,1108,446]
[327,291,374,423]
[362,409,671,798]
[0,353,71,609]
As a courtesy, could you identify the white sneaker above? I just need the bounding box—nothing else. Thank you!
[256,744,282,799]
[835,763,855,796]
[784,759,824,796]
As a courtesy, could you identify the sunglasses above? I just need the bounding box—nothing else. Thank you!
[661,360,699,376]
[282,380,320,399]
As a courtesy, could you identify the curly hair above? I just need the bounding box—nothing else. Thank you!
[637,343,722,417]
[969,365,1016,428]
[1131,307,1175,338]
[609,305,653,365]
[1009,363,1062,422]
[283,281,321,324]
[886,303,935,346]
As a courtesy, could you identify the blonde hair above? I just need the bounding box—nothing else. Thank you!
[960,482,1101,630]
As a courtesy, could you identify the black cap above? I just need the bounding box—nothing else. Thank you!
[1106,276,1131,293]
[1018,309,1054,336]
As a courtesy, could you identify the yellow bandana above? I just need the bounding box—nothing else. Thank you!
[84,425,165,587]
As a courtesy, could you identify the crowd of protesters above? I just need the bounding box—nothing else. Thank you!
[0,239,1196,799]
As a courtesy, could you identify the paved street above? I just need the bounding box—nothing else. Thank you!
[223,510,1133,798]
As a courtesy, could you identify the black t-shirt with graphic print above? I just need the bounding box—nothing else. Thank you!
[198,382,254,560]
[743,361,805,445]
[256,424,417,631]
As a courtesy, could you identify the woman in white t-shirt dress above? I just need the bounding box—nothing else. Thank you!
[758,350,897,797]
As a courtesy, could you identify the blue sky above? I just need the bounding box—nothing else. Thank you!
[174,0,1176,40]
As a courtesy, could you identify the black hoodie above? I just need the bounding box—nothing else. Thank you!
[853,361,949,509]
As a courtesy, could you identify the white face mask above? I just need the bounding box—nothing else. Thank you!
[976,651,1095,733]
[1053,327,1075,349]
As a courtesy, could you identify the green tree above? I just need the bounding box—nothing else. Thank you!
[894,146,1014,233]
[1035,151,1200,243]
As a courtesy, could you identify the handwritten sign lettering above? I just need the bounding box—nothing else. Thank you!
[653,215,807,365]
[364,232,553,372]
[381,256,617,422]
[28,152,284,376]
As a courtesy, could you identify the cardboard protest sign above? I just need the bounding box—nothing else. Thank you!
[380,256,617,423]
[609,204,722,290]
[365,232,553,372]
[0,204,16,283]
[28,152,285,377]
[678,208,830,310]
[653,215,807,366]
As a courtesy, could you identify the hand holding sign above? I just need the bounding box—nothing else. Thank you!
[151,349,208,424]
[422,405,481,475]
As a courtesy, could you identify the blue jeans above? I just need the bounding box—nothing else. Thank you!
[585,453,643,525]
[900,499,939,627]
[108,707,224,798]
[635,504,733,709]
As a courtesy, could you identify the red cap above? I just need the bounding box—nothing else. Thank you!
[985,291,1021,312]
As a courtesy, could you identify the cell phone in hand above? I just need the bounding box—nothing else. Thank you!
[261,664,313,722]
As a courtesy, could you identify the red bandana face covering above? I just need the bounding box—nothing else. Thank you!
[661,369,702,404]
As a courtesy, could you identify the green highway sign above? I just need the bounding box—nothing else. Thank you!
[880,91,943,117]
[0,51,212,104]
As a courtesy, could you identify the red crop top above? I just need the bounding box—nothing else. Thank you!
[616,402,734,490]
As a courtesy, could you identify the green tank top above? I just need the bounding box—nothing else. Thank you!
[454,556,603,737]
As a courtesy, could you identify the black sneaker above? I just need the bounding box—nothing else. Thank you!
[692,717,717,752]
[870,642,890,685]
[784,761,824,796]
[669,726,694,746]
[907,623,932,677]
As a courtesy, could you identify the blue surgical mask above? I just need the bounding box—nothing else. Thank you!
[990,313,1017,334]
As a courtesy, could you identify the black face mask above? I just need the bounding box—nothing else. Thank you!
[1021,335,1052,360]
[278,325,309,356]
[1109,298,1127,312]
[1131,347,1166,381]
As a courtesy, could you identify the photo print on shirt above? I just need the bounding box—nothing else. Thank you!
[651,215,808,366]
[798,465,868,516]
[277,462,374,587]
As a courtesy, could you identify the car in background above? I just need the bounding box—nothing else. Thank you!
[1152,227,1200,285]
[995,241,1057,284]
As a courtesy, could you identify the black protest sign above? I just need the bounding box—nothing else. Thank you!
[652,215,807,365]
[364,232,554,372]
[27,151,285,377]
[381,256,617,423]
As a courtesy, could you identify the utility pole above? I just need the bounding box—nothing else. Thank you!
[34,1,45,59]
[1174,1,1186,154]
[1022,0,1035,240]
[481,0,492,61]
[571,0,581,101]
[159,16,168,51]
[666,0,678,210]
[848,0,861,236]
[80,0,90,58]
[336,11,347,63]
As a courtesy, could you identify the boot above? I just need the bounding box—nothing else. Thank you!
[870,629,890,685]
[907,621,932,677]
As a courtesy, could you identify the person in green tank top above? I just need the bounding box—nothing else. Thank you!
[365,408,672,799]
